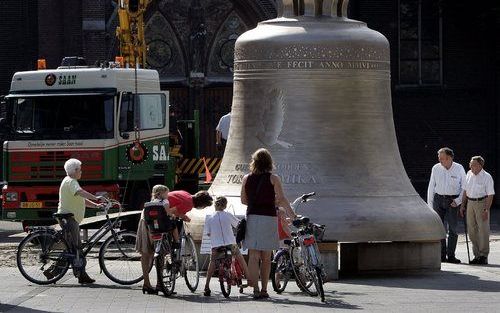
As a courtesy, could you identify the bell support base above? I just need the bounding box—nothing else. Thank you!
[339,241,441,274]
[318,242,339,281]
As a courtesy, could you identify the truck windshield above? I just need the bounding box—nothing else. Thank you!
[10,95,114,140]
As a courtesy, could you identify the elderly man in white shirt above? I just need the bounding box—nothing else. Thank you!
[459,156,495,265]
[427,147,466,263]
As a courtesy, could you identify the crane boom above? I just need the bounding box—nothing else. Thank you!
[116,0,151,68]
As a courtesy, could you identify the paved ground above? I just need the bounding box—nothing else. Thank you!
[1,213,500,313]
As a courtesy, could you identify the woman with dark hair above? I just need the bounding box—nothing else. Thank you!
[241,148,295,298]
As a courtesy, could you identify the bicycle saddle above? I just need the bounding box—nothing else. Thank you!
[53,213,74,219]
[215,246,231,252]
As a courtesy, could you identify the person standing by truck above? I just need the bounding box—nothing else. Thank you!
[44,158,104,284]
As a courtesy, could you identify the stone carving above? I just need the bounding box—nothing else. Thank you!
[145,12,185,76]
[208,12,249,75]
[257,89,292,149]
[189,23,207,73]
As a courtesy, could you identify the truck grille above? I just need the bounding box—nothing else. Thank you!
[10,150,104,180]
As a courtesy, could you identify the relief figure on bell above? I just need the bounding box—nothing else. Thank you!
[256,88,292,149]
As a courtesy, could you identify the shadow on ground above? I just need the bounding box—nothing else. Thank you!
[172,290,362,310]
[0,303,55,313]
[340,269,500,292]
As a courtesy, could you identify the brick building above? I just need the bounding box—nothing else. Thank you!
[0,0,499,199]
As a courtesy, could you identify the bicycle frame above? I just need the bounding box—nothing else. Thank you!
[35,200,127,260]
[153,219,186,274]
[215,248,243,285]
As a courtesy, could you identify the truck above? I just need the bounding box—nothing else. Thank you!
[1,58,175,227]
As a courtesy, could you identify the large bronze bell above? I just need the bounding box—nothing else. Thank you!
[191,0,445,273]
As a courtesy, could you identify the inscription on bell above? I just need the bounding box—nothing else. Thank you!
[226,162,318,185]
[234,60,389,71]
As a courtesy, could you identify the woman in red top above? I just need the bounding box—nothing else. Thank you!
[136,187,213,294]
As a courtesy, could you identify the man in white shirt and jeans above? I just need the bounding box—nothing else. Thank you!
[460,156,494,265]
[427,147,466,263]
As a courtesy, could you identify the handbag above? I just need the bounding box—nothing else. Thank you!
[235,218,246,244]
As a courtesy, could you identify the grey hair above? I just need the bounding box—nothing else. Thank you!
[438,147,454,158]
[64,158,82,176]
[471,156,485,167]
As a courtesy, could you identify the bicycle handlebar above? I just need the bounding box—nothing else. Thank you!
[99,197,122,214]
[290,192,316,214]
[301,192,316,202]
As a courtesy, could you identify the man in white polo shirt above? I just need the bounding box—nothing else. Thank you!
[427,147,466,263]
[460,156,495,265]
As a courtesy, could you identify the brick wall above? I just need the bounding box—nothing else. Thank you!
[38,0,64,68]
[82,0,108,65]
[352,0,499,199]
[0,0,38,94]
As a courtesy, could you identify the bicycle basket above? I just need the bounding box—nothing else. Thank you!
[313,224,326,242]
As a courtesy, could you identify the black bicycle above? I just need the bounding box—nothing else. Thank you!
[153,219,199,296]
[17,198,142,285]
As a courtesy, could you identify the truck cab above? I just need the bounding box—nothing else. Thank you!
[2,60,173,226]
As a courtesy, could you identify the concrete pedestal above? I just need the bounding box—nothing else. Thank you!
[340,241,441,273]
[318,242,339,281]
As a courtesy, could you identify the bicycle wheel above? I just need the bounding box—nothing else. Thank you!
[182,235,199,292]
[17,231,70,285]
[99,230,143,285]
[290,246,317,296]
[218,261,231,298]
[314,266,325,302]
[271,249,291,293]
[156,249,176,296]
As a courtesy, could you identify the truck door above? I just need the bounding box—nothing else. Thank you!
[117,92,169,201]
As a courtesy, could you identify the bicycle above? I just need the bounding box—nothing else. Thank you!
[271,192,327,302]
[271,192,315,293]
[213,245,245,298]
[16,198,143,285]
[153,219,199,296]
[291,215,327,302]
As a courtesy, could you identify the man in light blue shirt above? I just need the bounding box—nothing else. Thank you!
[427,147,466,263]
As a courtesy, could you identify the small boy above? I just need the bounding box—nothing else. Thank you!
[203,196,250,296]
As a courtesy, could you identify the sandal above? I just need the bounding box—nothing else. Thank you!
[252,289,262,299]
[260,290,270,298]
[204,288,211,297]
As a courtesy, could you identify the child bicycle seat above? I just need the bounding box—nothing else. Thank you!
[143,203,175,234]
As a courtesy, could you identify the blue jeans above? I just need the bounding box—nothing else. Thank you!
[433,194,459,259]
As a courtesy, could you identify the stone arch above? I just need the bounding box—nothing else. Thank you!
[206,11,249,77]
[145,11,186,79]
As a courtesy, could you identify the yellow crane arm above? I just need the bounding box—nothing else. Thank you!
[115,0,151,68]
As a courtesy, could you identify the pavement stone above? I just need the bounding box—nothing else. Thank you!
[0,215,500,312]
